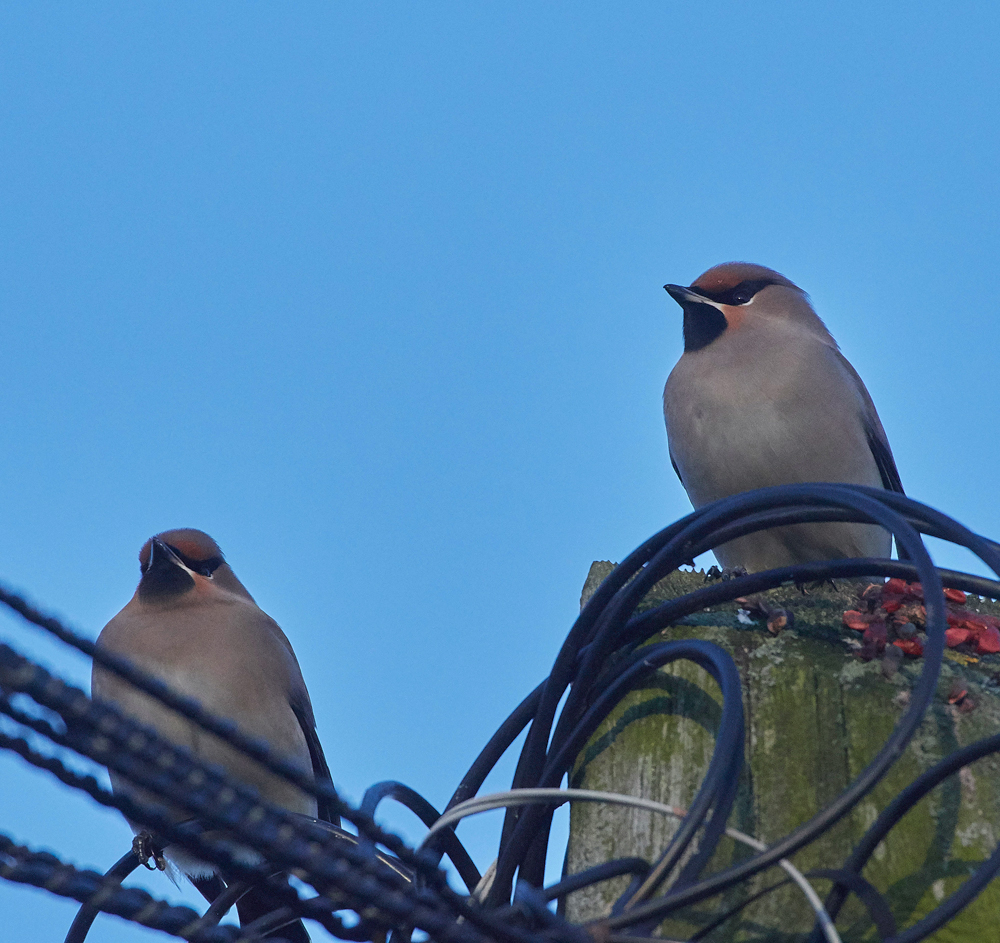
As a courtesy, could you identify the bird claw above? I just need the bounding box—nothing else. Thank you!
[705,565,748,583]
[132,833,167,871]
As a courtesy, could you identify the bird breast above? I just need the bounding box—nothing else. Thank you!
[92,600,316,819]
[663,331,883,509]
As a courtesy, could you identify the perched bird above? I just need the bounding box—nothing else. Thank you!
[92,529,337,940]
[662,262,903,572]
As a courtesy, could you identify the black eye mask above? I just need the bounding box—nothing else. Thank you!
[692,278,778,307]
[167,544,225,577]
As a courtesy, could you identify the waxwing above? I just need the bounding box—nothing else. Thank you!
[663,262,903,572]
[93,529,336,941]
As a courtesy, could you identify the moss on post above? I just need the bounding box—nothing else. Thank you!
[564,563,1000,942]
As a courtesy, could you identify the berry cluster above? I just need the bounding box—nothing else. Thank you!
[843,578,1000,661]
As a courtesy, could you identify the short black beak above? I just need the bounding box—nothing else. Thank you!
[664,284,729,353]
[148,537,183,569]
[140,538,196,599]
[664,284,711,307]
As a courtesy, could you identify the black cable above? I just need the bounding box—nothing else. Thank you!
[596,488,949,927]
[493,526,688,867]
[493,484,938,909]
[361,781,481,891]
[543,641,743,896]
[502,636,746,903]
[489,517,736,901]
[63,851,142,943]
[0,696,374,942]
[542,858,650,903]
[483,484,1000,941]
[683,868,898,943]
[687,876,793,941]
[809,733,1000,943]
[447,682,544,812]
[807,869,897,941]
[0,832,245,943]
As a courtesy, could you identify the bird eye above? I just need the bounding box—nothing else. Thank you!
[194,557,224,577]
[696,279,775,306]
[167,544,224,577]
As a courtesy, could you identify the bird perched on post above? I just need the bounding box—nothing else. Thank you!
[92,529,337,941]
[662,262,903,572]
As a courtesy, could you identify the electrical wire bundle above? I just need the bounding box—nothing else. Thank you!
[1,482,999,942]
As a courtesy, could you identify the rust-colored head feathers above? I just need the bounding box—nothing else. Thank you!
[690,262,799,295]
[665,261,825,352]
[139,529,224,572]
[136,528,253,602]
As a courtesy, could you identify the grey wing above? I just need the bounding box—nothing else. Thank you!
[670,451,684,486]
[834,351,904,494]
[262,613,342,825]
[865,423,904,494]
[290,697,341,827]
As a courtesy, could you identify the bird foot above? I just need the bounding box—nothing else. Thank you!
[705,565,748,582]
[132,833,167,871]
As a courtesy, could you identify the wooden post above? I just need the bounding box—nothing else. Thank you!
[563,564,1000,941]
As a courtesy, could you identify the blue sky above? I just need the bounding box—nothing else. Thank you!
[2,3,999,940]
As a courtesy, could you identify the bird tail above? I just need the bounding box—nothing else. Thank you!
[236,882,311,942]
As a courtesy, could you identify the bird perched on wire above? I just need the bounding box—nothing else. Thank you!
[662,262,903,572]
[92,529,337,941]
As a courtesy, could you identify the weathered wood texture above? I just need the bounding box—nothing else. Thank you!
[564,564,1000,942]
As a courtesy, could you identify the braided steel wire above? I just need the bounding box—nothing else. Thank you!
[0,483,999,942]
[0,641,518,943]
[0,832,246,942]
